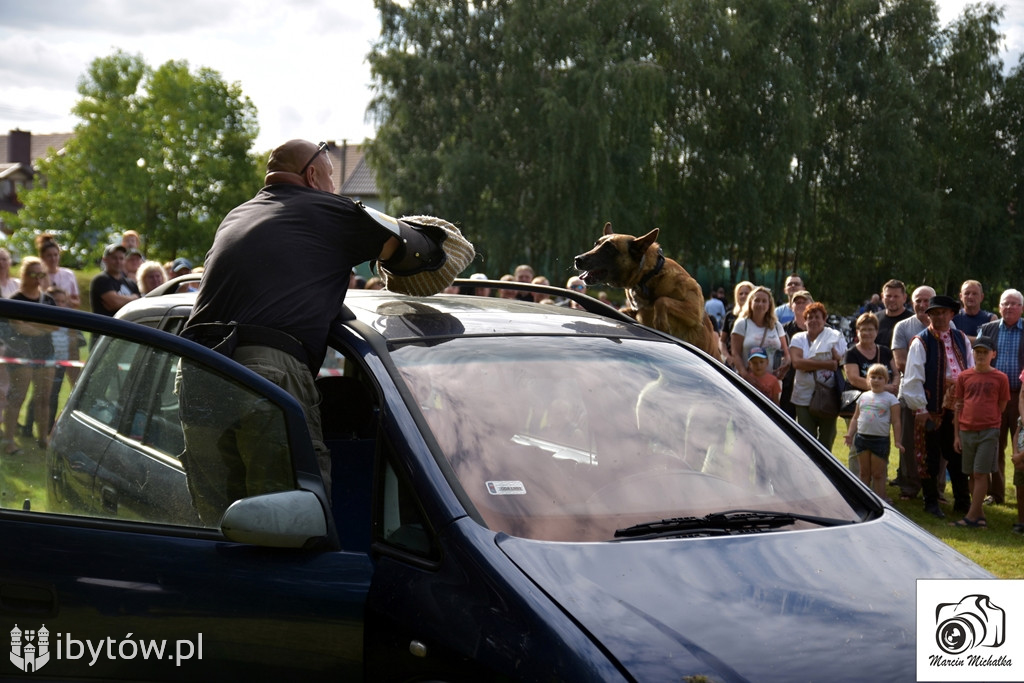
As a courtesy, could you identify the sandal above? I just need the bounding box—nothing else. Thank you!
[950,517,987,528]
[3,438,20,455]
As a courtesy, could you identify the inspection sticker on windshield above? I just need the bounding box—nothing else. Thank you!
[486,481,526,495]
[917,579,1024,681]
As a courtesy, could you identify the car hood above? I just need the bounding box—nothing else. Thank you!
[496,511,989,682]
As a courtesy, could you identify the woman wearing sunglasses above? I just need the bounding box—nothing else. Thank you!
[4,257,57,453]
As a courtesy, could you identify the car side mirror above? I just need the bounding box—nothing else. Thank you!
[220,490,328,548]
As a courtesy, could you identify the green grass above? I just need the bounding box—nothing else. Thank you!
[832,421,1023,578]
[0,439,49,513]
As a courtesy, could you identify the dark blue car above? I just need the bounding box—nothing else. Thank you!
[0,282,989,681]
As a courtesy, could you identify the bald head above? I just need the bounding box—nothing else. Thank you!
[267,139,321,174]
[266,139,334,193]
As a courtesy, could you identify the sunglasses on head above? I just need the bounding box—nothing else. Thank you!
[299,141,328,176]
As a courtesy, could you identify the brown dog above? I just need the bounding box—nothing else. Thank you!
[574,223,720,359]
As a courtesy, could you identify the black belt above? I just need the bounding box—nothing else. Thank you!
[182,322,312,373]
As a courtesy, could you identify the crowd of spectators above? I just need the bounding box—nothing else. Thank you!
[1,235,1021,535]
[0,230,203,452]
[707,275,1024,535]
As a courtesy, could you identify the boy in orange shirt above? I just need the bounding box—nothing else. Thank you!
[952,336,1010,528]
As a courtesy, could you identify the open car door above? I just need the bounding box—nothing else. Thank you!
[0,299,371,680]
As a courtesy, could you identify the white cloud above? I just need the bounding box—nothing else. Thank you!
[0,0,380,149]
[1,0,1021,151]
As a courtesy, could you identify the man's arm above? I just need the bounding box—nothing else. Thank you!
[960,330,975,369]
[898,337,927,412]
[378,236,400,262]
[100,289,138,313]
[892,347,908,373]
[891,320,910,372]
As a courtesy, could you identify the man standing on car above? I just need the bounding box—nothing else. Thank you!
[90,244,140,316]
[180,139,456,515]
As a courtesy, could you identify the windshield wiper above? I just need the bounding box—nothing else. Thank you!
[613,509,856,539]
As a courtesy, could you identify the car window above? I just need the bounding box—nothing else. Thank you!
[390,335,862,542]
[72,336,138,428]
[0,315,300,531]
[377,451,436,559]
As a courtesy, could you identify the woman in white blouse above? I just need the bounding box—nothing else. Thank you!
[790,301,848,448]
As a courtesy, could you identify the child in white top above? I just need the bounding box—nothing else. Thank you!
[844,364,903,500]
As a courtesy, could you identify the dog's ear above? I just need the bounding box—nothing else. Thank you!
[603,222,614,236]
[630,228,660,258]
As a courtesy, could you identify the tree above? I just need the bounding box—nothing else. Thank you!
[920,3,1015,295]
[796,0,940,302]
[369,0,672,277]
[1000,54,1024,271]
[367,0,1017,308]
[2,50,262,265]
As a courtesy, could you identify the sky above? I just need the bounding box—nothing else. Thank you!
[1,0,1022,154]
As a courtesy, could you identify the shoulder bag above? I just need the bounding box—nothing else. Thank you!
[809,377,841,419]
[839,346,878,418]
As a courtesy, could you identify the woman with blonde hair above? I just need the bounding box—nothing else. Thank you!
[4,257,57,451]
[730,285,790,383]
[137,261,167,294]
[720,280,754,366]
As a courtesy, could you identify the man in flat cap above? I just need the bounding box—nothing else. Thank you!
[899,294,974,518]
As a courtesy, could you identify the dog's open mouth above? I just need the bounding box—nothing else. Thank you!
[578,268,607,285]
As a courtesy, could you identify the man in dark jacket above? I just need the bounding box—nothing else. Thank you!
[978,288,1024,505]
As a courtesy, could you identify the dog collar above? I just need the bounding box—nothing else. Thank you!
[637,249,665,300]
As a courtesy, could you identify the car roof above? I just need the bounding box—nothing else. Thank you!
[342,289,654,343]
[116,292,197,320]
[119,279,660,345]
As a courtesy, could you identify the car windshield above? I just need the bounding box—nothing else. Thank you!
[391,336,861,542]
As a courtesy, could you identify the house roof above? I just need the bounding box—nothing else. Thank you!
[340,157,378,196]
[0,132,379,196]
[326,142,364,195]
[0,132,74,165]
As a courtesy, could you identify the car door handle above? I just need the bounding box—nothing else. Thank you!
[0,582,58,616]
